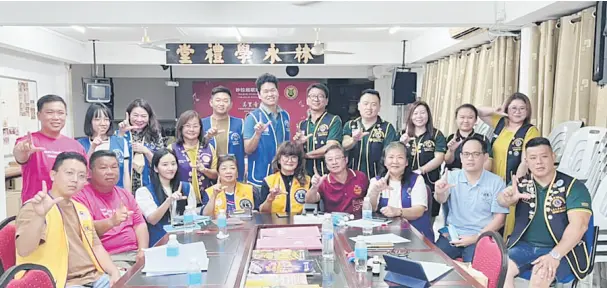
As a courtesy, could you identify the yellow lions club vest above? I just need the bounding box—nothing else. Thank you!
[16,201,103,288]
[204,182,255,216]
[265,172,311,214]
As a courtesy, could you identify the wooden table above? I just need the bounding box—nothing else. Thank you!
[114,214,484,288]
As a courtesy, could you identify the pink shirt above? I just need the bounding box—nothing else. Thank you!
[16,132,87,202]
[73,184,145,255]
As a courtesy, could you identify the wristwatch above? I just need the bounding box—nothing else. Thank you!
[549,250,561,260]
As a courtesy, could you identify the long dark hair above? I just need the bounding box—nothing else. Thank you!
[175,110,207,147]
[271,142,308,186]
[126,98,162,143]
[404,101,435,137]
[377,142,414,189]
[150,149,186,220]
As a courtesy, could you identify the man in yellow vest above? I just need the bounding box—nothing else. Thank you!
[15,152,121,288]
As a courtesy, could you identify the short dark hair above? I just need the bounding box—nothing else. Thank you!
[217,154,238,170]
[455,103,478,118]
[306,83,329,99]
[89,150,118,168]
[360,89,380,101]
[525,137,552,150]
[255,73,279,92]
[52,152,87,171]
[84,103,114,137]
[461,137,488,154]
[211,86,232,98]
[37,94,67,112]
[324,144,346,157]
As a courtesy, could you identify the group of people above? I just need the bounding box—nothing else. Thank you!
[10,72,594,288]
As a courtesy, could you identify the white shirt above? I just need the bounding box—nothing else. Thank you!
[135,185,198,218]
[370,175,428,209]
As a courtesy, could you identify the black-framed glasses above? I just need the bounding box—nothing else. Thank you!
[460,152,483,159]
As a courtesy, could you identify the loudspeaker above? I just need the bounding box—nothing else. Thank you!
[392,71,417,105]
[593,1,607,84]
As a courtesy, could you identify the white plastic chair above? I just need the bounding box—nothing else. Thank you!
[548,121,585,163]
[557,127,607,181]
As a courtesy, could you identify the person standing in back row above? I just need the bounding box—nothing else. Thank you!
[294,83,343,176]
[13,94,87,203]
[201,86,245,181]
[244,73,291,187]
[342,89,399,179]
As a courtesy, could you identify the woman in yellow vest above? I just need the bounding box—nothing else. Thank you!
[478,92,540,240]
[259,142,311,214]
[15,152,120,288]
[202,155,256,217]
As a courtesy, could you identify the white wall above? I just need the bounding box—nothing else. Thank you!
[0,48,70,219]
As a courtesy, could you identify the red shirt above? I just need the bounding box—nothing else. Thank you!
[73,184,145,254]
[318,169,369,214]
[16,132,87,202]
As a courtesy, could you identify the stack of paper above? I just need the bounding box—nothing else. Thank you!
[256,226,322,250]
[350,233,411,244]
[344,219,386,229]
[142,242,209,276]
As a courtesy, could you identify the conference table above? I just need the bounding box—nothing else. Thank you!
[114,213,484,288]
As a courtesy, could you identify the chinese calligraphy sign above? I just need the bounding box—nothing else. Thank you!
[166,43,324,65]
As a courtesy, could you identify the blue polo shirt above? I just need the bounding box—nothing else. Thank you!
[446,169,509,236]
[243,104,287,145]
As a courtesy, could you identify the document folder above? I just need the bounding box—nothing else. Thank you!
[383,255,430,288]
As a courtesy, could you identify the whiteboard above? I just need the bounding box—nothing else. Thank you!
[0,76,39,157]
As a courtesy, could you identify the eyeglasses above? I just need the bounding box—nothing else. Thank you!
[281,155,299,162]
[461,152,483,159]
[307,94,326,100]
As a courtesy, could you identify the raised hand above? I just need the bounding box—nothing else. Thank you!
[212,183,227,197]
[373,173,393,196]
[435,170,456,195]
[267,184,287,202]
[503,175,531,202]
[111,203,134,226]
[169,182,187,202]
[131,141,148,154]
[495,106,508,117]
[352,128,370,142]
[30,181,63,217]
[118,112,136,136]
[293,130,313,146]
[16,132,45,156]
[91,136,104,148]
[204,127,225,140]
[310,167,326,188]
[447,138,462,152]
[254,119,271,136]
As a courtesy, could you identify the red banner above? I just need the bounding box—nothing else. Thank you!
[193,80,317,135]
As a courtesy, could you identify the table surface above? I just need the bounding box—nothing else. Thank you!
[114,213,484,288]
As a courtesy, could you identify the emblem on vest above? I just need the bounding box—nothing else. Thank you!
[231,132,241,145]
[369,128,385,143]
[551,196,566,214]
[510,138,524,156]
[353,185,362,195]
[239,199,253,209]
[201,154,211,164]
[422,140,435,152]
[112,148,124,163]
[294,189,306,204]
[317,124,329,137]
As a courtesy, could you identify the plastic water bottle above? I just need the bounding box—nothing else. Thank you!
[183,205,196,233]
[217,209,229,239]
[354,238,368,273]
[362,197,372,220]
[321,258,334,287]
[322,214,334,259]
[186,258,202,287]
[362,197,373,235]
[166,234,179,257]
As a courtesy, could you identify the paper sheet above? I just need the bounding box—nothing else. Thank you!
[142,242,209,275]
[350,233,411,244]
[344,219,385,229]
[418,261,453,282]
[245,273,309,286]
[293,214,325,225]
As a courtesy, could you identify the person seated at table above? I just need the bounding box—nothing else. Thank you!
[305,144,368,214]
[259,142,311,214]
[434,137,508,263]
[15,152,120,288]
[135,149,196,246]
[201,155,258,217]
[498,138,593,288]
[73,150,149,272]
[367,142,434,240]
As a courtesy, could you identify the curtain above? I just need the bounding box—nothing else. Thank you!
[530,6,607,133]
[422,37,520,136]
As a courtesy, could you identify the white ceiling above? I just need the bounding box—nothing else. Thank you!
[45,26,429,43]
